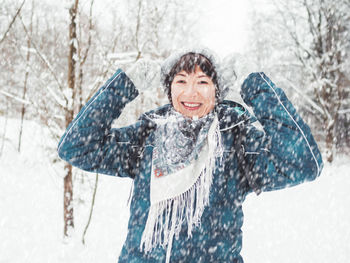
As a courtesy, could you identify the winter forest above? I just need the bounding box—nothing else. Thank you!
[0,0,349,262]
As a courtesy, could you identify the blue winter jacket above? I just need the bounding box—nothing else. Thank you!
[57,69,323,263]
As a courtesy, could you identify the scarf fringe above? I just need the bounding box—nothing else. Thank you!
[140,116,223,262]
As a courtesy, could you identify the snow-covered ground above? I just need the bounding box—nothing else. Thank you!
[0,117,349,263]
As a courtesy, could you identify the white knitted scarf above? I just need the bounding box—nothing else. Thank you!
[140,111,223,263]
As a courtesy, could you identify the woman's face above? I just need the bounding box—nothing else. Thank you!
[171,65,216,119]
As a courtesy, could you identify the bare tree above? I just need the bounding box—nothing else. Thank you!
[277,0,350,162]
[18,0,34,152]
[76,0,95,112]
[248,0,350,162]
[63,0,80,237]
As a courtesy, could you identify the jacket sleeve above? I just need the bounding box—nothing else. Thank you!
[239,72,323,195]
[57,69,141,178]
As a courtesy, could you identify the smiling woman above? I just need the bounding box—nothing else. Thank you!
[57,47,323,263]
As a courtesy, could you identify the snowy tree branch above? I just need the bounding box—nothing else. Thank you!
[0,0,26,45]
[0,90,31,105]
[18,13,68,105]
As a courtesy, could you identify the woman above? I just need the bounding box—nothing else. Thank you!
[57,48,323,263]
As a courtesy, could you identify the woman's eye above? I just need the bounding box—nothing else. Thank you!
[177,80,186,84]
[199,81,209,85]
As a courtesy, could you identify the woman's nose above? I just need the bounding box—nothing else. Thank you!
[184,82,198,97]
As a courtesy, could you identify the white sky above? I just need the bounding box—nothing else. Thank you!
[197,0,251,56]
[90,0,252,57]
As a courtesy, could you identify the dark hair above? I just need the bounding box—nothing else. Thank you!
[164,52,219,103]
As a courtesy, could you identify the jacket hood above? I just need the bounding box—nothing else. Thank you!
[160,47,236,102]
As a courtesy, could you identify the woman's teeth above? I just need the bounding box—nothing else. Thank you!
[183,102,201,108]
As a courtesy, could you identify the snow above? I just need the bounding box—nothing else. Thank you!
[0,117,131,262]
[1,117,350,262]
[242,155,350,262]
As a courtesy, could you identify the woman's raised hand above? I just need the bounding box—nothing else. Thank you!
[126,58,161,91]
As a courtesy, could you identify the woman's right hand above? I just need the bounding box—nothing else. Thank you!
[126,58,161,91]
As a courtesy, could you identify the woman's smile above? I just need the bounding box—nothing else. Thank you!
[181,102,202,110]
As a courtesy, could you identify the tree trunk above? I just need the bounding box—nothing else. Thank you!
[0,101,9,158]
[77,0,94,112]
[18,74,28,152]
[64,162,74,236]
[18,0,34,152]
[325,119,335,163]
[64,0,79,237]
[63,106,75,236]
[82,173,99,245]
